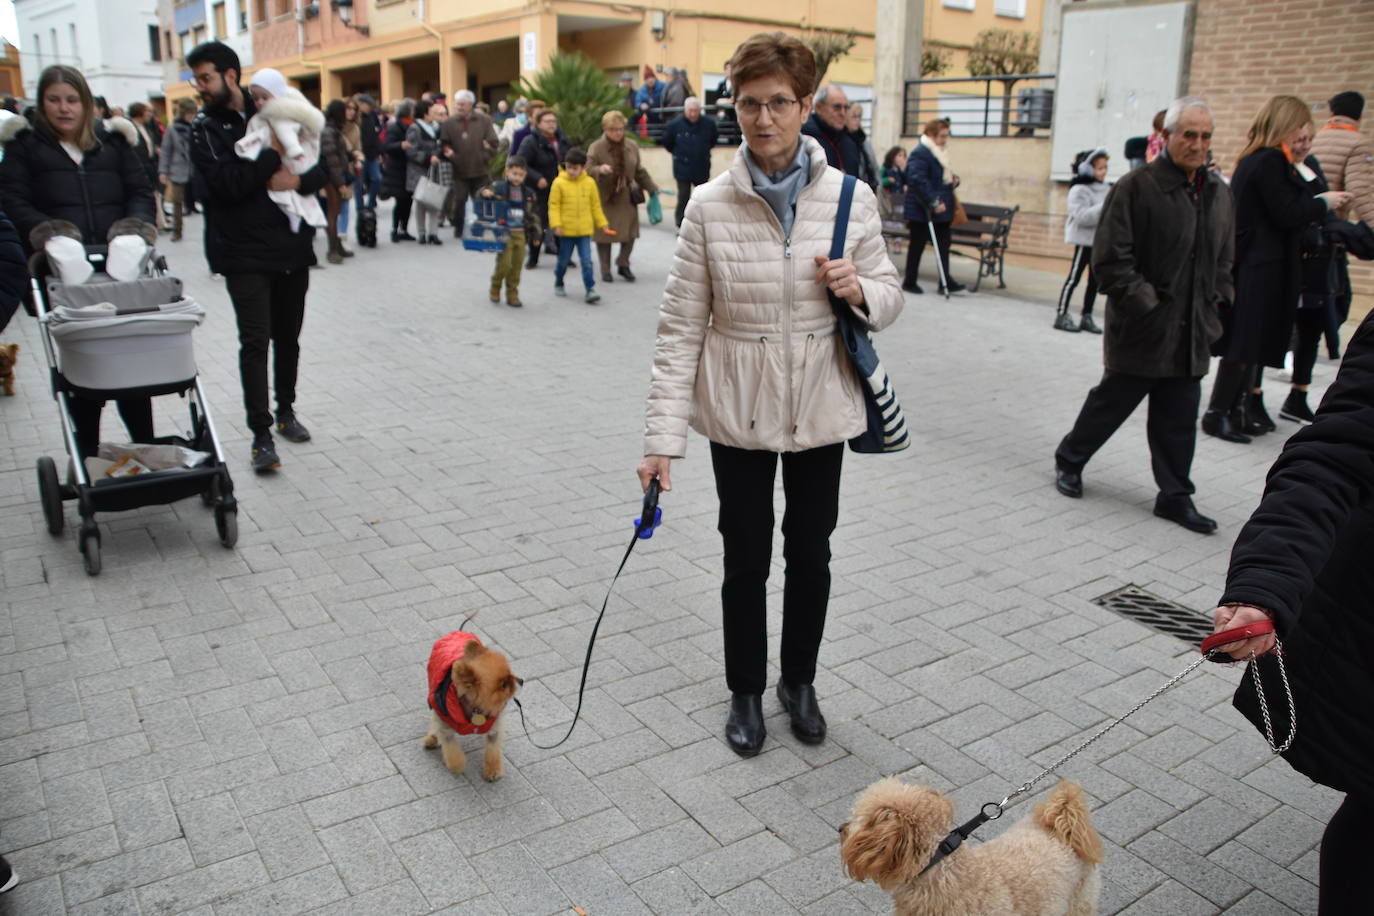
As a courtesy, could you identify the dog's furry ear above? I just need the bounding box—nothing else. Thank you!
[1035,780,1104,864]
[840,778,947,890]
[462,640,486,661]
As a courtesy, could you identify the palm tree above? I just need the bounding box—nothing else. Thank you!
[514,52,629,149]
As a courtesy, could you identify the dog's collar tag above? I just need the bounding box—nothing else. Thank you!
[470,713,487,726]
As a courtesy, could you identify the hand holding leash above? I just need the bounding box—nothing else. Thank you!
[1208,605,1276,659]
[637,455,672,493]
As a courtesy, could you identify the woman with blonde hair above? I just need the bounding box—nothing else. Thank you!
[1202,95,1351,444]
[0,64,155,458]
[587,109,658,283]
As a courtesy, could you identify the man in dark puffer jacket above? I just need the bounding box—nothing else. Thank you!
[187,41,327,473]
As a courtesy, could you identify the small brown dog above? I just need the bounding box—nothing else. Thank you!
[422,630,521,782]
[840,778,1102,915]
[0,343,17,395]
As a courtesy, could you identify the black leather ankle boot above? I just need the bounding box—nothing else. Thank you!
[725,693,765,757]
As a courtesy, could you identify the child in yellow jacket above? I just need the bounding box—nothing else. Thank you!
[548,147,613,304]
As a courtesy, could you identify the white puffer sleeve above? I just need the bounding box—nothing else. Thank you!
[643,199,713,458]
[849,180,904,331]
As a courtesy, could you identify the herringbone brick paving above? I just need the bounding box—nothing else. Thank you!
[0,202,1341,914]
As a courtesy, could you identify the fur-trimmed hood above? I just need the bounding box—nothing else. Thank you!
[0,112,138,149]
[0,112,29,147]
[255,91,325,134]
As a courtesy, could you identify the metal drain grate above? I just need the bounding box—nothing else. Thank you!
[1093,584,1214,644]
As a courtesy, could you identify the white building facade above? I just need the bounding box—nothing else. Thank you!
[15,0,164,105]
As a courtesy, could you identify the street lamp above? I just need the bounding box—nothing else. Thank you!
[331,0,370,36]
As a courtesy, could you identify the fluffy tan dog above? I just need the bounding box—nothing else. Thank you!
[840,778,1103,916]
[422,631,521,782]
[0,343,17,395]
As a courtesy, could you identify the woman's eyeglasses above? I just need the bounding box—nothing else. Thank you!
[735,97,800,118]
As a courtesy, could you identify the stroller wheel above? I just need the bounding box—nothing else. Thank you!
[215,505,238,548]
[80,526,101,576]
[37,457,64,535]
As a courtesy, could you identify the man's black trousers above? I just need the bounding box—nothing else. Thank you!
[1055,371,1201,499]
[224,269,309,434]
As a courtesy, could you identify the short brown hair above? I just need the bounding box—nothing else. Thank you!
[727,32,817,103]
[922,118,950,139]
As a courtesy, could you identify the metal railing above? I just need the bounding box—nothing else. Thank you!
[902,74,1055,139]
[631,105,743,146]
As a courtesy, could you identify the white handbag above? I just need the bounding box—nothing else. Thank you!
[413,163,449,211]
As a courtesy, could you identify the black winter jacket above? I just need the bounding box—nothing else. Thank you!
[0,210,26,332]
[1217,147,1329,366]
[516,129,571,190]
[661,114,718,184]
[359,111,382,159]
[801,113,860,179]
[1221,309,1374,800]
[1091,153,1235,378]
[0,116,155,254]
[380,117,412,199]
[190,89,327,275]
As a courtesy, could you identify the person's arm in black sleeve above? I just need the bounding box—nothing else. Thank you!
[1254,150,1328,231]
[0,210,25,330]
[0,140,50,245]
[1221,311,1374,632]
[119,140,156,222]
[190,116,283,205]
[295,161,327,197]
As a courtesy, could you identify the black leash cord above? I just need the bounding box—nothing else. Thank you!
[511,481,659,750]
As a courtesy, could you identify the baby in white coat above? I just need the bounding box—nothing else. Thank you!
[234,68,326,231]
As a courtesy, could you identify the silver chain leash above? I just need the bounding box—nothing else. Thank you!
[986,640,1295,819]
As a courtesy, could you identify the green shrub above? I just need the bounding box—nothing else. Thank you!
[514,51,630,149]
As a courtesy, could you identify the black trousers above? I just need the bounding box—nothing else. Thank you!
[675,180,698,228]
[69,396,155,460]
[710,440,843,695]
[1057,245,1098,318]
[447,174,490,233]
[904,220,951,288]
[1320,794,1373,914]
[1292,306,1327,387]
[1055,371,1200,499]
[391,191,413,234]
[224,269,310,434]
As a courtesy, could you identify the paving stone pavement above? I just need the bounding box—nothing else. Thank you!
[0,201,1344,914]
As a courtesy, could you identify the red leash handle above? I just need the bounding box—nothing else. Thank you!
[1200,618,1276,654]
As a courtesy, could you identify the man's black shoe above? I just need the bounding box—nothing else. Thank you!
[776,681,826,744]
[618,265,636,282]
[942,280,967,293]
[251,433,280,473]
[275,414,311,443]
[901,282,924,294]
[1279,389,1314,423]
[1201,409,1251,443]
[1055,466,1083,498]
[1153,495,1217,534]
[725,693,765,757]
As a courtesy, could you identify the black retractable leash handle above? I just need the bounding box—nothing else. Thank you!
[512,479,662,749]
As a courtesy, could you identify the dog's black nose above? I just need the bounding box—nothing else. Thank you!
[516,677,525,687]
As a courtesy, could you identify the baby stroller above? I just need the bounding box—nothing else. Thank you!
[32,243,237,575]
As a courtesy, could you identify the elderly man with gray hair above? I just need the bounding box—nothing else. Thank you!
[439,88,498,237]
[661,96,718,227]
[1052,96,1235,534]
[801,84,861,178]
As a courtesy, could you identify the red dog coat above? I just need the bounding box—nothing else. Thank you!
[426,631,498,735]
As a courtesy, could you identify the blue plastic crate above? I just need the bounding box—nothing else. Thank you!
[461,198,511,253]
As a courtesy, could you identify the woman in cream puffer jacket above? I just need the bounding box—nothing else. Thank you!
[643,136,903,456]
[639,32,903,760]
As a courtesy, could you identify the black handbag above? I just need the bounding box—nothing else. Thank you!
[629,183,646,206]
[829,174,910,453]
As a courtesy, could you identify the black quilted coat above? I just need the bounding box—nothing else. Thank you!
[0,115,154,253]
[1221,310,1374,800]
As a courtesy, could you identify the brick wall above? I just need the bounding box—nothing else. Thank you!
[1187,0,1374,296]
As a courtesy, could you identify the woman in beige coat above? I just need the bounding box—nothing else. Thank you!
[637,32,904,757]
[588,110,658,283]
